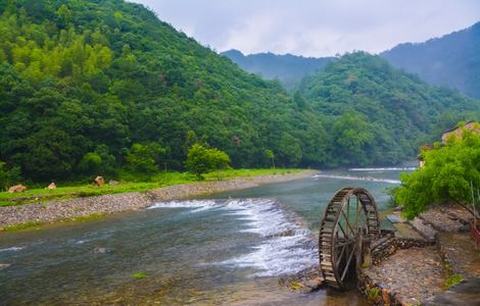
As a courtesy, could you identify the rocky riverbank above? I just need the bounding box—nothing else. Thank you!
[358,204,480,305]
[0,171,316,230]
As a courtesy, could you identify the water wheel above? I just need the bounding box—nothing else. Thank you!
[319,187,380,289]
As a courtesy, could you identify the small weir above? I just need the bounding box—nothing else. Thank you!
[149,199,318,277]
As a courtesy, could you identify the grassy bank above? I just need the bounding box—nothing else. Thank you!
[0,169,305,207]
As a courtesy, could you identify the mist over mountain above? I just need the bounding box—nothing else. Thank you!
[225,22,480,99]
[381,22,480,98]
[222,49,334,90]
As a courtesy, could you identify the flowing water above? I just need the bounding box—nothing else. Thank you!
[0,168,412,305]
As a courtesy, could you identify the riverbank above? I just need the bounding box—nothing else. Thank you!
[358,204,480,305]
[0,170,316,231]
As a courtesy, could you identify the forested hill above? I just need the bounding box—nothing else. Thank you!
[0,0,339,182]
[0,0,310,181]
[381,22,480,98]
[296,52,480,167]
[222,49,334,90]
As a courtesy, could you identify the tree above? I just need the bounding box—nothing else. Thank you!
[78,145,116,177]
[395,130,480,219]
[185,144,230,179]
[125,143,166,175]
[0,161,21,191]
[264,149,275,168]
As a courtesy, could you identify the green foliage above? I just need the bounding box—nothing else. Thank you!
[185,144,231,179]
[395,130,480,219]
[0,161,21,191]
[366,287,381,303]
[0,0,316,182]
[264,149,275,168]
[298,52,480,167]
[125,143,166,175]
[445,274,463,289]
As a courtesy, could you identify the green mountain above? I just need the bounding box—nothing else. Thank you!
[222,49,334,90]
[297,52,480,167]
[382,22,480,98]
[0,0,322,181]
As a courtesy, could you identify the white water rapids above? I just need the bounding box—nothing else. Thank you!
[148,198,318,277]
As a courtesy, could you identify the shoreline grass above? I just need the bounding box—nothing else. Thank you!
[0,168,306,207]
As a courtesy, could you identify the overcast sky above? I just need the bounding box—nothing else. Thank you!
[131,0,480,57]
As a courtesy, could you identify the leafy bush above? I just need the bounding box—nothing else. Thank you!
[125,143,166,175]
[185,144,230,179]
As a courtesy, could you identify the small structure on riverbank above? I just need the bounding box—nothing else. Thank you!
[441,121,480,144]
[417,121,480,168]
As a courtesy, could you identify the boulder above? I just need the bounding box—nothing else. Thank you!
[0,263,11,270]
[8,184,27,193]
[94,176,105,187]
[47,182,57,190]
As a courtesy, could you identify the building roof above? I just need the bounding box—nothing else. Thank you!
[442,120,475,135]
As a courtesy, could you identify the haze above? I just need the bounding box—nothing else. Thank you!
[130,0,480,57]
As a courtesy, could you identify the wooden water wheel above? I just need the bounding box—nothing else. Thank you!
[319,187,380,289]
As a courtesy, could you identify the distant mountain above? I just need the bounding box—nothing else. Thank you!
[382,22,480,98]
[222,49,334,90]
[297,52,480,167]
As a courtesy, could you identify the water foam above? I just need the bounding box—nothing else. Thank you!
[349,167,416,172]
[149,198,317,277]
[313,174,400,184]
[0,246,24,252]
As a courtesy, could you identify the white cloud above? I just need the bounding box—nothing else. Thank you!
[130,0,480,57]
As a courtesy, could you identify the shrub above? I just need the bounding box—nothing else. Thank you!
[125,143,166,175]
[395,129,480,219]
[185,144,230,179]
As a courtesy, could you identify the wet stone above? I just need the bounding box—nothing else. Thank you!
[93,247,111,254]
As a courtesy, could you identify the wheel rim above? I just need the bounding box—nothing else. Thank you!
[319,187,380,289]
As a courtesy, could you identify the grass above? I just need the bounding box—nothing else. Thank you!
[131,272,148,279]
[444,273,463,289]
[366,287,381,303]
[0,168,305,207]
[0,213,107,232]
[2,221,43,232]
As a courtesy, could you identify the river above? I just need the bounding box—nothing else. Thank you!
[0,168,412,305]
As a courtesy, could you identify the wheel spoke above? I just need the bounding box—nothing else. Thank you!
[340,245,356,282]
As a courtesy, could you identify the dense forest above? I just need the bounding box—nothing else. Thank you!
[222,49,334,90]
[0,0,478,184]
[296,52,480,167]
[382,22,480,98]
